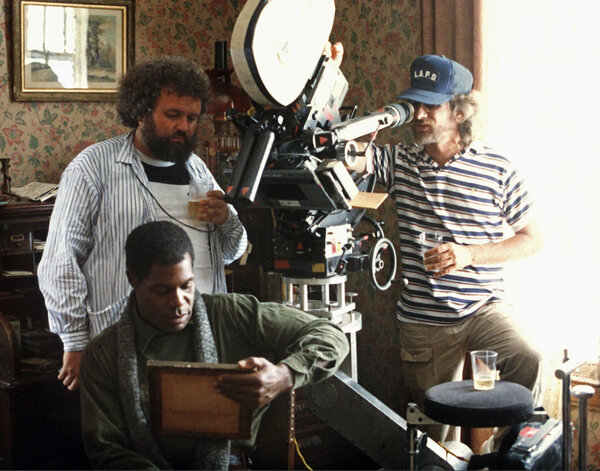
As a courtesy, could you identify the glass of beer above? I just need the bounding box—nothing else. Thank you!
[188,178,213,219]
[470,350,498,390]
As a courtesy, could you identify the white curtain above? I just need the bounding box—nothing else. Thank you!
[479,0,600,363]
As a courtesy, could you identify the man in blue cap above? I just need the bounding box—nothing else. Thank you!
[332,46,543,451]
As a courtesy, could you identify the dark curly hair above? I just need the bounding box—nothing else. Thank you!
[117,56,210,128]
[126,221,195,281]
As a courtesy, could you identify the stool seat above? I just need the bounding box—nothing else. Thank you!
[424,380,534,427]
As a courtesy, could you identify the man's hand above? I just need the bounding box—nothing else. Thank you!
[58,350,83,391]
[196,190,229,225]
[424,243,473,278]
[424,223,543,277]
[216,357,294,409]
[323,41,344,67]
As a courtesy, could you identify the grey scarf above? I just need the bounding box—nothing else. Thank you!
[116,291,231,470]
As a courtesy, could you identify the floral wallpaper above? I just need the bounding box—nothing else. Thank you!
[0,0,418,416]
[0,0,418,186]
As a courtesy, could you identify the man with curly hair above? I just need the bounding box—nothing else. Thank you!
[38,56,248,391]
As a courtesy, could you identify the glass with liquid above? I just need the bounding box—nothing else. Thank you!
[188,178,213,220]
[470,350,498,390]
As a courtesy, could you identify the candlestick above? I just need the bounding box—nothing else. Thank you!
[0,158,12,195]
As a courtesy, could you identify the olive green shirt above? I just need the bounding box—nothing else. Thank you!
[80,293,349,470]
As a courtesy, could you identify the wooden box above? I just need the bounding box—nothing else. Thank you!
[147,361,253,440]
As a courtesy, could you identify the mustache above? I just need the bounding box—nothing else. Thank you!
[171,131,189,140]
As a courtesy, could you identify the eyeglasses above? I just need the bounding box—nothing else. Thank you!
[408,101,442,113]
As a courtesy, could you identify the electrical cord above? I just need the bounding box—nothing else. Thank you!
[132,169,216,234]
[293,436,313,471]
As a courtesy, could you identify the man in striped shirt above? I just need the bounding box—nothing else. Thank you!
[38,56,248,391]
[333,47,543,449]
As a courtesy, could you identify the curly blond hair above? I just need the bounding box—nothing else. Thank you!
[449,90,481,147]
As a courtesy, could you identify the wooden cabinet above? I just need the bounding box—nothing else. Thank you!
[0,201,54,378]
[0,201,51,278]
[0,201,89,470]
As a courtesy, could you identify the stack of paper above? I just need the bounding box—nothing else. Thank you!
[12,182,58,202]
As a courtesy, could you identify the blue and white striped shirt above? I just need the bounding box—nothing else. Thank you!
[372,141,533,324]
[37,132,247,351]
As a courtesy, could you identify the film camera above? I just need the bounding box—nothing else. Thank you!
[224,0,413,291]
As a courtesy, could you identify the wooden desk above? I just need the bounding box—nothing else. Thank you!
[0,200,90,469]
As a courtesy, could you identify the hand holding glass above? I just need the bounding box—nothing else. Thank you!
[470,350,498,390]
[188,179,214,221]
[420,232,443,269]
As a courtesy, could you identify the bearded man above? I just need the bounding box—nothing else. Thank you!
[38,56,247,391]
[328,47,543,451]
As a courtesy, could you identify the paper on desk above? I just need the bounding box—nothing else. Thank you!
[2,270,35,277]
[12,182,58,201]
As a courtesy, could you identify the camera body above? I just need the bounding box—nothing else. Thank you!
[226,56,386,280]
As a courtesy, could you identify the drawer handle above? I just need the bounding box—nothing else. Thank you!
[10,234,25,242]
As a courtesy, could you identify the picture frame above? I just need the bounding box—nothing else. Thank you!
[147,361,253,440]
[12,0,135,102]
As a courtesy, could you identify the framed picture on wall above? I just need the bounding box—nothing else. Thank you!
[12,0,135,102]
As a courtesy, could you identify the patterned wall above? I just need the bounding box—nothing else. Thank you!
[0,0,420,410]
[1,0,419,185]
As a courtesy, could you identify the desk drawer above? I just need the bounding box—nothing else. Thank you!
[0,232,32,254]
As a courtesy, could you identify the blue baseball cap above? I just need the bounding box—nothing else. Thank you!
[398,55,473,105]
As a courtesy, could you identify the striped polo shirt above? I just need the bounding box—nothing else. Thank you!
[372,141,533,324]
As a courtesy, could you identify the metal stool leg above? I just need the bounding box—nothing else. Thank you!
[555,352,576,471]
[572,384,595,471]
[555,350,589,471]
[406,403,437,471]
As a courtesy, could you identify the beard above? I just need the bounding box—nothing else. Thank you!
[412,121,456,146]
[141,115,198,164]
